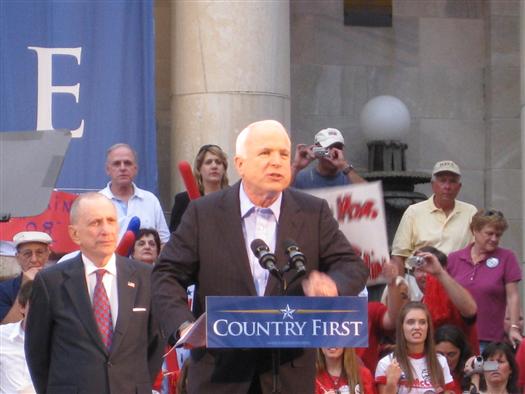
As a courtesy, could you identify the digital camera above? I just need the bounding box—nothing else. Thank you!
[406,255,425,269]
[312,146,330,158]
[472,356,498,373]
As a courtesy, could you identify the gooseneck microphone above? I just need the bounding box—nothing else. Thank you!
[283,239,307,273]
[250,239,281,279]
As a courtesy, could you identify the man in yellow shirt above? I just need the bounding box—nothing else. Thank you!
[391,160,477,276]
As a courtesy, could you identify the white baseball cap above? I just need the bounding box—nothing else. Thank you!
[13,231,52,248]
[432,160,461,176]
[314,128,345,148]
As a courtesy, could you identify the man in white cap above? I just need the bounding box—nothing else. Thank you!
[391,160,477,281]
[291,127,366,189]
[0,231,52,323]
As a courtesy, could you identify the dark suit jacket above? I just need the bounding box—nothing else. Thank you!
[25,255,163,394]
[152,182,369,393]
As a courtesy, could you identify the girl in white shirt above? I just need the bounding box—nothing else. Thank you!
[375,302,455,394]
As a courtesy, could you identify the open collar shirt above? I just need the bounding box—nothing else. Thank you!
[239,183,282,296]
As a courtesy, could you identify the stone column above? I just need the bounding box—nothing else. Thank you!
[521,0,525,260]
[170,0,291,194]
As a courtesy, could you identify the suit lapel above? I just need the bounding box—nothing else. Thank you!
[216,183,257,295]
[63,255,108,354]
[110,256,137,355]
[265,189,303,296]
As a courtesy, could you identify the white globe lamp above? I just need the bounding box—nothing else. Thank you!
[360,95,410,141]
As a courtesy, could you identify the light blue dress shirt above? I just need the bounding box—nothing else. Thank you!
[239,183,282,296]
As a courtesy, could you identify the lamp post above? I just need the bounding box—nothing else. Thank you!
[360,96,430,245]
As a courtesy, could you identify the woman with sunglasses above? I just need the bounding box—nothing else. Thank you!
[447,209,522,352]
[169,145,229,232]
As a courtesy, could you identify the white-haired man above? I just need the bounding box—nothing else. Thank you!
[99,143,170,244]
[152,120,368,393]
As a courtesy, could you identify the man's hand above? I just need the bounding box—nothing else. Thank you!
[327,147,349,171]
[415,251,444,277]
[382,260,399,285]
[302,270,338,296]
[509,326,523,348]
[22,267,41,283]
[292,144,315,172]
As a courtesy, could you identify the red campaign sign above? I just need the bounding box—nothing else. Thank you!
[0,191,78,254]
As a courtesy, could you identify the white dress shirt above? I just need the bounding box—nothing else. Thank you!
[82,253,118,327]
[0,321,35,394]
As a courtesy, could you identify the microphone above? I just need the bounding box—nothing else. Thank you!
[178,160,201,200]
[283,239,307,274]
[250,239,280,278]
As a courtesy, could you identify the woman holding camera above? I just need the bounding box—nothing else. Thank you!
[463,342,518,394]
[447,210,522,351]
[375,302,455,394]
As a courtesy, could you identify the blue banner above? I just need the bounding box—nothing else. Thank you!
[0,1,158,193]
[206,296,368,348]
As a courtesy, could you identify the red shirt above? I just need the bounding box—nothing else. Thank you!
[356,302,389,373]
[516,339,525,390]
[316,366,376,394]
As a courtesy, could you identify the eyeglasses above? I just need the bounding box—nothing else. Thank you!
[483,209,504,218]
[198,144,221,155]
[18,249,49,260]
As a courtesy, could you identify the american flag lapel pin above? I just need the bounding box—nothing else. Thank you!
[128,281,136,288]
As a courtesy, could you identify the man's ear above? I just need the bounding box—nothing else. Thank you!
[68,225,81,246]
[234,156,244,177]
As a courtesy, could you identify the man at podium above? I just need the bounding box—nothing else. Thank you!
[152,120,369,393]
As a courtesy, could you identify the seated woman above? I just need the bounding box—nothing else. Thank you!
[435,324,473,393]
[316,347,374,394]
[464,342,518,394]
[169,144,229,232]
[130,228,161,264]
[375,301,455,394]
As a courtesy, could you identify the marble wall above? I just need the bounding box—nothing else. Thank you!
[290,0,523,258]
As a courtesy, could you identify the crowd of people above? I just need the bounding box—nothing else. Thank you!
[0,121,523,394]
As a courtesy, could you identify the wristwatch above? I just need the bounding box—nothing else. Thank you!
[342,164,354,175]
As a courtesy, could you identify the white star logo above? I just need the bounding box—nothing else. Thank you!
[280,304,296,320]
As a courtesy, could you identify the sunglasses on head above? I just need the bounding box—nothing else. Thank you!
[483,209,504,218]
[198,144,221,155]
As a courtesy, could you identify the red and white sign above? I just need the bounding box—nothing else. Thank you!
[0,191,78,254]
[308,181,389,285]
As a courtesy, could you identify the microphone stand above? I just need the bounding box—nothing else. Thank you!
[271,271,285,394]
[269,266,306,393]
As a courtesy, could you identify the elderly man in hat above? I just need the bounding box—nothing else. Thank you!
[291,127,366,189]
[391,160,477,283]
[0,231,52,323]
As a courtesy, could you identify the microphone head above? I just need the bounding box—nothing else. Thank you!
[250,239,269,258]
[283,239,299,254]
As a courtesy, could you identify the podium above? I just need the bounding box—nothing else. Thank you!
[175,296,368,393]
[177,296,368,349]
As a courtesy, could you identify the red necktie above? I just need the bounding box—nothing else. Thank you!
[93,269,113,350]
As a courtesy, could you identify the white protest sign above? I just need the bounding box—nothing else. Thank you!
[307,181,389,285]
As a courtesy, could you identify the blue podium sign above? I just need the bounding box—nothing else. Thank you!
[206,296,368,348]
